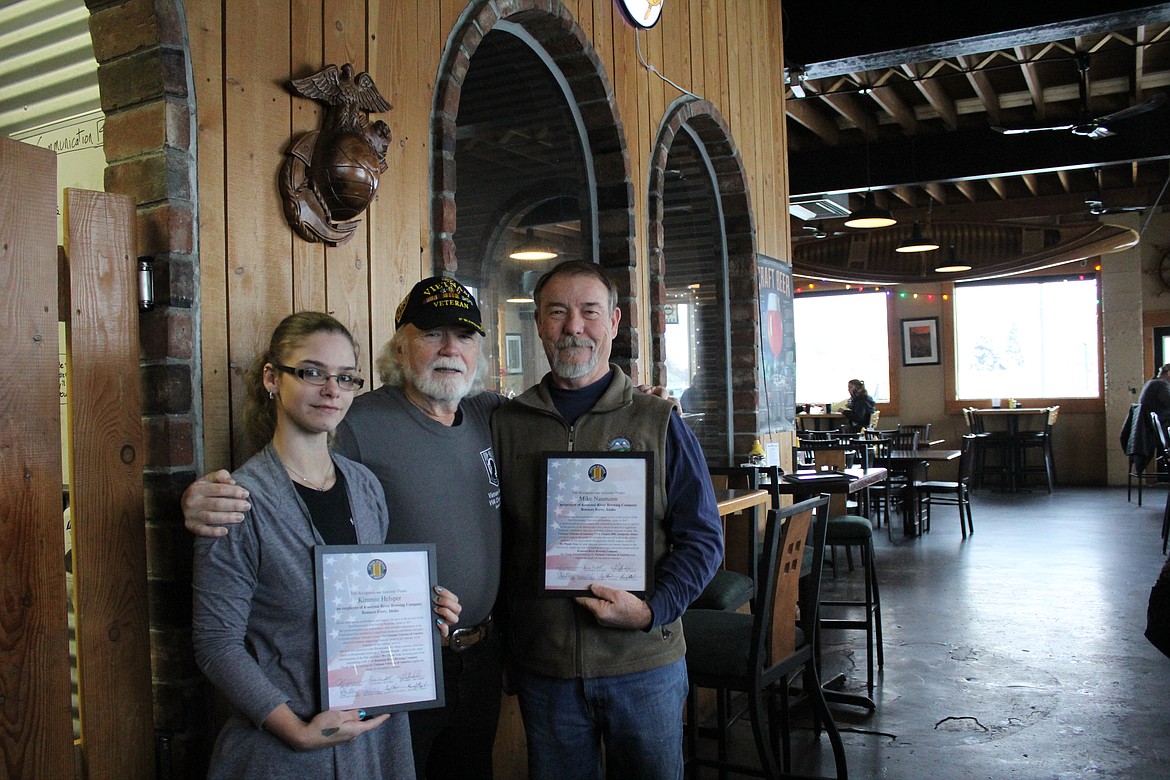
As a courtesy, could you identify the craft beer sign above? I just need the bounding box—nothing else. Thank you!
[616,0,663,29]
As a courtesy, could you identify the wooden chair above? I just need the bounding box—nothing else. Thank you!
[915,434,981,538]
[684,497,847,779]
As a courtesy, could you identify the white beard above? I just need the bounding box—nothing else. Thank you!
[403,357,474,404]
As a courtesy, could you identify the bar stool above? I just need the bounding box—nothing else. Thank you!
[1018,406,1058,493]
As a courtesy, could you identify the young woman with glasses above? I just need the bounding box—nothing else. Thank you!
[192,311,461,778]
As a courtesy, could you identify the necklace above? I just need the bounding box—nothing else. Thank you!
[284,460,335,491]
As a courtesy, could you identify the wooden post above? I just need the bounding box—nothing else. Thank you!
[65,188,154,778]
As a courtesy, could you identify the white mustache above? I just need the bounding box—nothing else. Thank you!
[556,335,595,350]
[430,358,466,373]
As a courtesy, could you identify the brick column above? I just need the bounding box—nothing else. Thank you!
[86,0,208,774]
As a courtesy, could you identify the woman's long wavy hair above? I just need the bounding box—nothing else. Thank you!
[244,311,359,453]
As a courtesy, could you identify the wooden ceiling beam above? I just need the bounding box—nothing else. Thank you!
[954,180,979,202]
[987,177,1008,199]
[1022,173,1039,196]
[924,182,947,203]
[858,75,918,134]
[788,114,1170,197]
[902,63,959,129]
[1014,45,1047,120]
[957,54,1002,124]
[818,92,878,139]
[791,6,1170,80]
[892,186,917,207]
[785,98,841,144]
[1057,169,1073,192]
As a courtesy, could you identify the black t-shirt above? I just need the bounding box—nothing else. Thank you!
[293,468,357,545]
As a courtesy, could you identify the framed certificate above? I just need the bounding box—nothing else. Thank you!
[540,452,654,597]
[314,544,444,716]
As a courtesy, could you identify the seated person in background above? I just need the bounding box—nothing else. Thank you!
[840,378,875,433]
[1133,364,1170,469]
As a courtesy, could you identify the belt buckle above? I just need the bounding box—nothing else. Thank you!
[447,615,491,653]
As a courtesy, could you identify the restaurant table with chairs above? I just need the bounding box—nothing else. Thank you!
[968,406,1059,493]
[887,448,961,536]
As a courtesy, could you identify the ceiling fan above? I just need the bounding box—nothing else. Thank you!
[799,221,847,240]
[1083,169,1150,216]
[992,52,1167,140]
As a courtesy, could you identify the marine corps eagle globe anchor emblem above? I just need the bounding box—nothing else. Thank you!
[279,64,392,245]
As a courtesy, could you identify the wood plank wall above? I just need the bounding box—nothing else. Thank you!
[189,0,790,471]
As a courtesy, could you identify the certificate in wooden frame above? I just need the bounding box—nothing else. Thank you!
[901,317,941,366]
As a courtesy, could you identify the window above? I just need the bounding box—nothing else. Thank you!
[952,276,1100,399]
[794,291,891,403]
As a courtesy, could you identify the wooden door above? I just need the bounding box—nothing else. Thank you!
[0,135,153,778]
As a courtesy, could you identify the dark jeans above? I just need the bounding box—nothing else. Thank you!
[409,632,503,780]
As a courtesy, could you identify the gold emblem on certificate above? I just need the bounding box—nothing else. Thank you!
[541,452,654,596]
[314,544,444,716]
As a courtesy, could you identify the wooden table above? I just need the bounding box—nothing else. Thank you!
[715,488,770,517]
[774,467,887,518]
[797,411,845,431]
[713,488,771,587]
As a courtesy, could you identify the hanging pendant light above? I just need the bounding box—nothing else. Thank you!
[934,245,972,273]
[844,192,896,229]
[895,221,940,253]
[509,228,558,261]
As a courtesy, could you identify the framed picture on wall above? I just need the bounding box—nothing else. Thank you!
[900,317,940,366]
[505,333,523,374]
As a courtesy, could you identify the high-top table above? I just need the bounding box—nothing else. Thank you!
[971,407,1050,491]
[772,467,887,711]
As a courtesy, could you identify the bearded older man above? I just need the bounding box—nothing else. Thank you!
[183,277,505,780]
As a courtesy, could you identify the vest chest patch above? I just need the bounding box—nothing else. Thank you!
[607,437,631,452]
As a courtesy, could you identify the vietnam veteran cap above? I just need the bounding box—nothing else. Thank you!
[394,276,485,335]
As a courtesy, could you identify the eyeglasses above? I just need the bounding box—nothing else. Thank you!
[273,364,364,391]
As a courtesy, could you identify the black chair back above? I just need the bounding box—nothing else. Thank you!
[898,423,932,440]
[890,429,920,451]
[958,433,983,484]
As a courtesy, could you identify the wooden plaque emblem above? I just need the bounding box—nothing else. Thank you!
[279,64,392,245]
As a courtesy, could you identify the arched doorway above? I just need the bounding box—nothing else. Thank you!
[648,98,758,465]
[432,1,639,381]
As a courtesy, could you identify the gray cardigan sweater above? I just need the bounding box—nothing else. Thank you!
[192,444,413,778]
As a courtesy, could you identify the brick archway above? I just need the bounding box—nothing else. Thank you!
[84,0,203,770]
[432,0,639,377]
[647,97,759,454]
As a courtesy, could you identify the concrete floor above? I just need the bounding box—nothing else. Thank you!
[694,487,1170,779]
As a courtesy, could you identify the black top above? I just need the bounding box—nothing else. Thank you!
[841,394,876,431]
[293,467,357,545]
